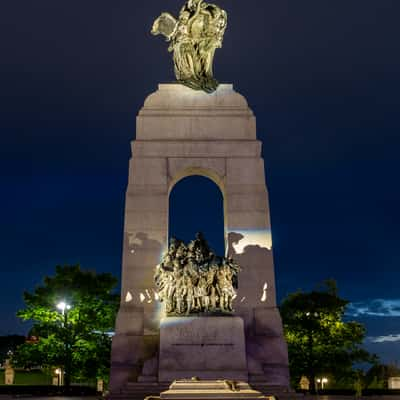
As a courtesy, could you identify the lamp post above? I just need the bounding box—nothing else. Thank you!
[54,368,62,386]
[304,310,319,394]
[57,302,71,315]
[56,301,72,389]
[316,377,328,391]
[321,377,328,390]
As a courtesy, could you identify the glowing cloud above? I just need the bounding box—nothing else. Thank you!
[367,334,400,343]
[347,299,400,317]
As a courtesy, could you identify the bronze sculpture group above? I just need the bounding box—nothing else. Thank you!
[151,0,227,93]
[155,233,240,315]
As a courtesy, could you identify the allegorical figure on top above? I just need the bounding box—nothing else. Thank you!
[151,0,227,93]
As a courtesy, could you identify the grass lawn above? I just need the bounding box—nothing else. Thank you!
[0,370,52,385]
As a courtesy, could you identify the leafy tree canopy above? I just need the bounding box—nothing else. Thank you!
[14,265,119,384]
[280,279,377,391]
[365,363,400,388]
[0,335,25,363]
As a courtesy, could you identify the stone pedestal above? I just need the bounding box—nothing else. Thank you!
[159,379,275,400]
[5,368,14,385]
[389,377,400,390]
[159,317,247,382]
[110,84,290,393]
[4,359,14,385]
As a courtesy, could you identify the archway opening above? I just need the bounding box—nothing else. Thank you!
[169,175,225,256]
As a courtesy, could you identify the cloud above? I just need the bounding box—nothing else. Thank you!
[367,334,400,343]
[347,299,400,317]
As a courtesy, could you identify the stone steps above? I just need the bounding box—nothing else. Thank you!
[109,382,301,400]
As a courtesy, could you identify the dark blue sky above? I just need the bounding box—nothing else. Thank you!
[1,1,399,363]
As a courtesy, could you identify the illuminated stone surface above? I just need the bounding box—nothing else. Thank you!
[159,317,247,382]
[109,84,289,393]
[159,380,275,400]
[4,359,14,385]
[389,377,400,389]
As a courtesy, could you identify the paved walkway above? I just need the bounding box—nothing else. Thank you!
[302,397,400,400]
[0,396,399,400]
[0,397,100,400]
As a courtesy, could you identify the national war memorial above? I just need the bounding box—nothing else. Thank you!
[109,0,290,398]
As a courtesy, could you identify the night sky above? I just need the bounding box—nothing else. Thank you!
[1,1,399,364]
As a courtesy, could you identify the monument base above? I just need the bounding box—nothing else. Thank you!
[159,317,248,382]
[158,380,275,400]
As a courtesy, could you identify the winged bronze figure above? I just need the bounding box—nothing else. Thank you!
[151,0,227,93]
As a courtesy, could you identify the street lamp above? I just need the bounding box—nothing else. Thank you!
[304,311,320,393]
[56,302,71,316]
[56,301,72,389]
[316,377,328,390]
[321,377,328,389]
[54,368,62,386]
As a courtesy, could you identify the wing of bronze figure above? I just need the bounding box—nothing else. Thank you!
[151,12,178,41]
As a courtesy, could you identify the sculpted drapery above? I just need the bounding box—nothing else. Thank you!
[151,0,227,93]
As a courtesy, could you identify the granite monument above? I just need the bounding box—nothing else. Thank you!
[109,0,290,395]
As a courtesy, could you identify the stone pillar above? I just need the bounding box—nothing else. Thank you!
[389,377,400,390]
[224,158,289,385]
[110,84,290,392]
[4,360,15,385]
[110,157,168,390]
[97,379,104,393]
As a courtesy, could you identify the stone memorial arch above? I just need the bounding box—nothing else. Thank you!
[110,84,290,391]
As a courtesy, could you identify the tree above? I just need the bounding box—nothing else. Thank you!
[14,265,119,387]
[0,335,25,363]
[365,363,400,388]
[280,280,376,392]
